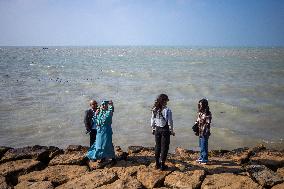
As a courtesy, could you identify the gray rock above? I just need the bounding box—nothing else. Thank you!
[245,164,283,187]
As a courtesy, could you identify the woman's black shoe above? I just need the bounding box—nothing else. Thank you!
[98,158,106,163]
[110,158,117,166]
[160,164,168,171]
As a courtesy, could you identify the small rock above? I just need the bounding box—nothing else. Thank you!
[15,181,54,189]
[201,173,261,189]
[164,170,205,189]
[245,164,283,187]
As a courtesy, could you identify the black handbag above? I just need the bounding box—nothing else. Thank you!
[192,122,199,135]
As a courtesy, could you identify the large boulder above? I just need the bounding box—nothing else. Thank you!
[14,181,54,189]
[137,167,171,188]
[18,165,88,186]
[56,170,118,189]
[201,173,261,189]
[245,165,283,187]
[0,146,62,164]
[97,177,144,189]
[0,159,43,177]
[164,170,205,189]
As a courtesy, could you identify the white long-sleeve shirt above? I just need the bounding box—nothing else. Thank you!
[151,107,173,132]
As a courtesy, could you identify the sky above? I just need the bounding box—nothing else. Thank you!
[0,0,283,46]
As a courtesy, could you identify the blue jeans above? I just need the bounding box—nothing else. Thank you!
[199,136,209,162]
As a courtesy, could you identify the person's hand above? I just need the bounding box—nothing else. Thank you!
[109,100,113,106]
[86,129,90,134]
[152,129,155,135]
[171,131,175,136]
[95,108,100,115]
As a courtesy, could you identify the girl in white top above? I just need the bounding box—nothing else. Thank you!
[151,94,175,170]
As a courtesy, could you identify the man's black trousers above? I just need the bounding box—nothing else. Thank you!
[90,129,97,147]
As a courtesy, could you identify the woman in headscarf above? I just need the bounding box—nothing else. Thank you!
[86,100,116,164]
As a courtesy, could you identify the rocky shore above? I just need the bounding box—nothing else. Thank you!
[0,144,283,189]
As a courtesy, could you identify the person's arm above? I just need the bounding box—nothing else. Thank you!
[204,113,212,136]
[84,110,90,131]
[151,111,156,134]
[167,109,175,136]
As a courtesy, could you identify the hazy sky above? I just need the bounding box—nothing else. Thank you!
[0,0,283,46]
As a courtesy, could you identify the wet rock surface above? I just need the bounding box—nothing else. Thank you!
[0,145,283,188]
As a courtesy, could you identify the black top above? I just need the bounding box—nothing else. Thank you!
[84,109,95,131]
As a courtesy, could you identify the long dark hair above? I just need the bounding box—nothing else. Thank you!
[198,98,210,114]
[152,94,169,116]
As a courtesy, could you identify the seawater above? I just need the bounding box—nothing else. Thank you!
[0,47,284,151]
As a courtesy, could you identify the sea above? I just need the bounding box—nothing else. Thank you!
[0,47,284,151]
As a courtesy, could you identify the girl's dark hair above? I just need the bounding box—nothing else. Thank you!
[198,98,210,114]
[152,94,169,115]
